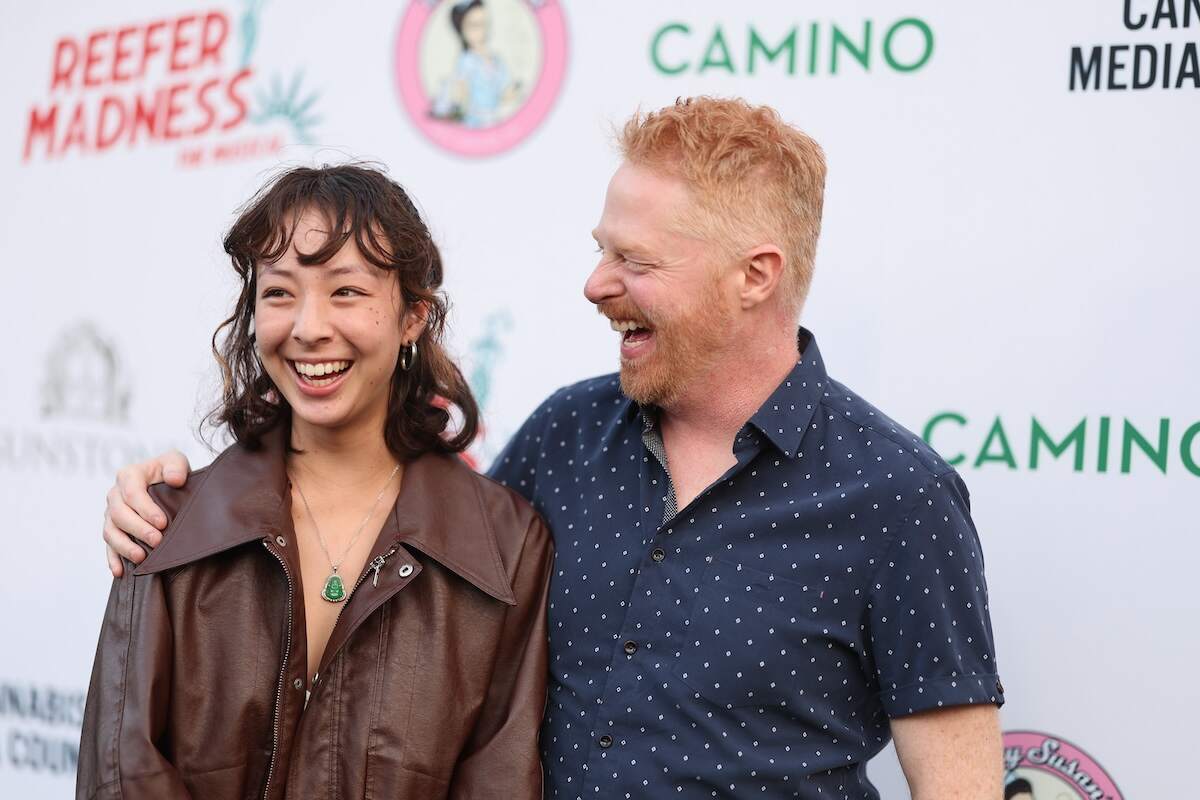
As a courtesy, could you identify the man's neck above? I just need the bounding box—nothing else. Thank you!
[659,327,800,450]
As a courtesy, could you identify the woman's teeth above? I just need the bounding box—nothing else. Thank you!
[293,360,351,386]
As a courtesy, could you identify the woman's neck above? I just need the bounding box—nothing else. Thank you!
[287,416,398,489]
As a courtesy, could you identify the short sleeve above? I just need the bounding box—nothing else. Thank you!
[866,471,1004,717]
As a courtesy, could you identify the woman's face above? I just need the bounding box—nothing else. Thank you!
[461,5,489,50]
[253,208,424,438]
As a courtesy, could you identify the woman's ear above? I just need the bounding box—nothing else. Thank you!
[403,300,430,344]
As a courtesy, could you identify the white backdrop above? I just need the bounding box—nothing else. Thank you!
[2,1,1197,797]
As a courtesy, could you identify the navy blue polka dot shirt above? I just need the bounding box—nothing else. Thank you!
[488,329,1003,799]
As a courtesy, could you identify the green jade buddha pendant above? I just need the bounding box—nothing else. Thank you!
[321,572,347,603]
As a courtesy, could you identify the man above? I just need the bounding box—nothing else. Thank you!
[101,97,1004,798]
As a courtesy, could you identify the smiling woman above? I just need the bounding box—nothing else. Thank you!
[211,164,479,460]
[76,164,553,800]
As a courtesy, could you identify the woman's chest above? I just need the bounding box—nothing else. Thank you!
[291,505,391,683]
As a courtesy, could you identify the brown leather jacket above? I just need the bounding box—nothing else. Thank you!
[77,427,552,799]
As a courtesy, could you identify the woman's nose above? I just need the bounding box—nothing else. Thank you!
[291,297,333,345]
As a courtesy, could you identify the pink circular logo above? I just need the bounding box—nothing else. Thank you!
[1003,730,1123,800]
[394,0,567,157]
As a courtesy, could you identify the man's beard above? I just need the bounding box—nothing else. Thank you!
[606,280,733,409]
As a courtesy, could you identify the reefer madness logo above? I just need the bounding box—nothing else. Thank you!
[22,3,320,167]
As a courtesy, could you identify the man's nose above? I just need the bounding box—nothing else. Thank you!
[291,295,333,345]
[583,259,623,306]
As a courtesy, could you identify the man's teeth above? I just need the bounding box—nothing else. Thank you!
[294,360,351,377]
[609,319,648,333]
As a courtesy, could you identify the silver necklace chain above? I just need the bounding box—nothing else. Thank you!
[292,463,401,573]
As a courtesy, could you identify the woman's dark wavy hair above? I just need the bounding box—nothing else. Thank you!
[1004,779,1033,799]
[450,0,485,50]
[205,163,479,461]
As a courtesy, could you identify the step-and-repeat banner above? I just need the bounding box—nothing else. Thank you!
[2,1,1196,797]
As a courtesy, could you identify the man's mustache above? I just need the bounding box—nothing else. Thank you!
[597,303,652,327]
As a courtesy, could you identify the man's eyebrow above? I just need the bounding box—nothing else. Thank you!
[593,231,620,250]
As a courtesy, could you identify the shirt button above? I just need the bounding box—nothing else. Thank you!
[651,547,666,562]
[275,536,287,547]
[292,678,303,690]
[598,734,613,749]
[623,640,638,656]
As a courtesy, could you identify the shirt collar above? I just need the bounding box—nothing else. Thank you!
[135,424,517,605]
[625,327,828,460]
[744,328,826,459]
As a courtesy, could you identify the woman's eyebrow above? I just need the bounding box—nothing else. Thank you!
[326,264,370,277]
[260,263,370,278]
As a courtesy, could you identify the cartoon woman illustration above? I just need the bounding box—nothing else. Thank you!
[431,0,522,127]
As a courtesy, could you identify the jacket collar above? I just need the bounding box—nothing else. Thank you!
[135,425,516,605]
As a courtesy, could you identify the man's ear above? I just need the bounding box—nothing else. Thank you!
[739,245,786,309]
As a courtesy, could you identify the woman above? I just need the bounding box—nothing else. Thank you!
[76,165,552,799]
[431,0,522,128]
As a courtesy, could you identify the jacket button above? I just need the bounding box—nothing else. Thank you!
[598,734,613,749]
[651,548,665,562]
[398,564,414,578]
[293,678,303,690]
[623,640,638,656]
[275,536,287,547]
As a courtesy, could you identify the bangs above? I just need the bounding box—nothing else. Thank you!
[226,165,434,282]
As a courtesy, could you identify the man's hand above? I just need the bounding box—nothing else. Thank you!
[891,704,1003,799]
[103,450,192,577]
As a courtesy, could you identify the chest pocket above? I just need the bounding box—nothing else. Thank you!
[672,557,846,710]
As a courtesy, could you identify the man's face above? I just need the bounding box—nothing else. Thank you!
[585,162,737,408]
[254,208,420,436]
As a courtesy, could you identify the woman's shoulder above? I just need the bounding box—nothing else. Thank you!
[146,460,217,522]
[422,452,549,549]
[145,438,276,529]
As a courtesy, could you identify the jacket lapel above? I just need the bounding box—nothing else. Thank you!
[134,428,291,576]
[313,451,520,677]
[134,425,519,678]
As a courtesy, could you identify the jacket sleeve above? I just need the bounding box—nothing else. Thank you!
[449,514,554,799]
[77,563,192,799]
